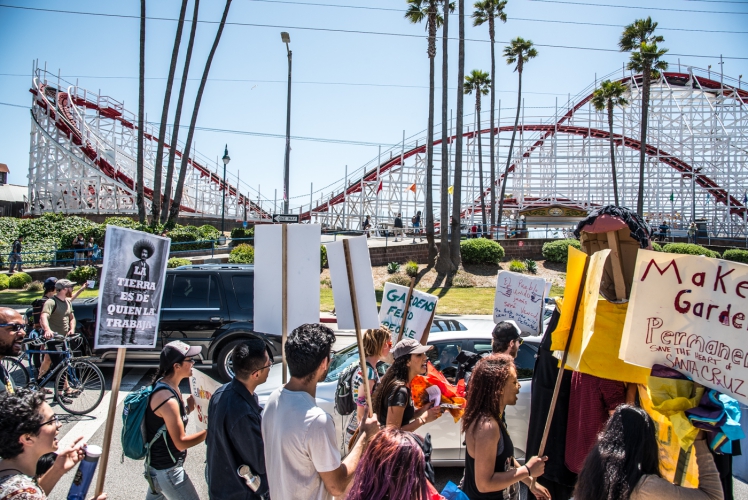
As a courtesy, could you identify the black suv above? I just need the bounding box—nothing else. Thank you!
[73,264,281,381]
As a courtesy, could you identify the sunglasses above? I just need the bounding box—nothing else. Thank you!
[36,414,60,430]
[252,360,274,374]
[0,323,25,332]
[183,358,196,364]
[515,337,524,346]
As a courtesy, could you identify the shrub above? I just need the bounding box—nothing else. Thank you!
[167,257,191,268]
[524,259,538,274]
[321,245,328,269]
[230,227,254,240]
[0,274,9,290]
[168,225,213,251]
[387,262,401,274]
[229,243,255,264]
[661,243,719,258]
[8,272,32,289]
[451,271,474,288]
[722,248,748,264]
[198,224,221,241]
[386,274,412,287]
[461,238,505,265]
[509,259,527,273]
[542,239,581,263]
[405,261,419,277]
[26,280,44,292]
[67,266,98,282]
[651,242,663,252]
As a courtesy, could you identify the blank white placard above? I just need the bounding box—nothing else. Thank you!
[326,236,379,330]
[253,224,321,335]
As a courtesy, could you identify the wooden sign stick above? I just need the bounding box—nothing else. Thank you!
[94,347,126,496]
[396,277,416,343]
[282,224,289,384]
[342,239,374,417]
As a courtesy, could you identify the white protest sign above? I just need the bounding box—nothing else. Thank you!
[326,236,379,330]
[189,369,222,431]
[95,226,170,349]
[494,271,547,334]
[379,282,438,343]
[253,224,321,335]
[620,250,748,405]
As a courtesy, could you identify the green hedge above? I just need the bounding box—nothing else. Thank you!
[661,243,719,258]
[230,227,254,240]
[8,272,32,289]
[67,266,98,282]
[460,239,506,265]
[229,244,255,264]
[542,239,581,263]
[651,242,663,252]
[320,245,328,269]
[168,257,192,268]
[0,275,9,290]
[721,248,748,264]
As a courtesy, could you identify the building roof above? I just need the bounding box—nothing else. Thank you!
[0,164,8,173]
[0,184,27,203]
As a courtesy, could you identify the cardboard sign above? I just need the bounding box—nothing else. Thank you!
[189,369,222,431]
[379,282,438,343]
[620,250,748,405]
[94,226,170,349]
[253,224,321,336]
[494,271,547,334]
[326,236,379,330]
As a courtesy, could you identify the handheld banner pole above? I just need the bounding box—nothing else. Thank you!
[396,277,416,343]
[282,224,289,384]
[342,239,374,417]
[94,347,126,497]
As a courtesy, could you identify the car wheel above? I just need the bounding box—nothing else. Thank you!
[216,338,253,382]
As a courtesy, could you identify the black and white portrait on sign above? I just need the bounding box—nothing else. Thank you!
[95,226,170,349]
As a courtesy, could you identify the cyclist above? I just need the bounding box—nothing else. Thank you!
[0,307,26,395]
[40,280,78,401]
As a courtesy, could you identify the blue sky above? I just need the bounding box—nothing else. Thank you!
[0,0,746,210]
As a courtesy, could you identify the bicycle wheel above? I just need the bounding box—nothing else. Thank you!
[1,357,30,389]
[55,360,105,415]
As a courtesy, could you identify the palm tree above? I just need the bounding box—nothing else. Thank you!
[496,37,537,229]
[464,70,491,233]
[151,0,188,225]
[136,0,146,223]
[592,80,628,206]
[450,0,466,268]
[473,0,506,230]
[161,0,200,224]
[405,0,445,264]
[619,17,668,215]
[167,0,233,226]
[435,0,456,274]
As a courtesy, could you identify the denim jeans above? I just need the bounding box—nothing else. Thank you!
[145,460,200,500]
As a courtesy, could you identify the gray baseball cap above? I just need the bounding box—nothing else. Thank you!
[55,279,76,290]
[392,338,433,359]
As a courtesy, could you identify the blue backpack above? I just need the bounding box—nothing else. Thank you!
[121,382,178,463]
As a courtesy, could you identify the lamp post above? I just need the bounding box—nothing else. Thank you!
[281,31,292,214]
[221,145,230,235]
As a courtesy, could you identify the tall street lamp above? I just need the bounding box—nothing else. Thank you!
[221,145,230,235]
[281,31,292,214]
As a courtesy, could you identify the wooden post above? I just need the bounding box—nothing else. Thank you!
[342,239,374,416]
[396,277,416,343]
[94,347,126,497]
[606,230,626,301]
[281,224,289,384]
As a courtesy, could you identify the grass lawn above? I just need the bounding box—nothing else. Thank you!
[0,288,99,305]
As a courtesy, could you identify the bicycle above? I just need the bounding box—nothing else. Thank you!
[4,333,106,415]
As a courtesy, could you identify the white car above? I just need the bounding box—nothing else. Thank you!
[256,322,541,466]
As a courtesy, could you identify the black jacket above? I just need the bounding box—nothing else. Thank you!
[207,378,268,500]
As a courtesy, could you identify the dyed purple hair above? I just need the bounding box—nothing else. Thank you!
[345,427,429,500]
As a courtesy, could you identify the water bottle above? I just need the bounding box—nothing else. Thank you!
[67,445,102,500]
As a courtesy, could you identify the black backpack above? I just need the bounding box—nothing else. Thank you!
[335,362,374,416]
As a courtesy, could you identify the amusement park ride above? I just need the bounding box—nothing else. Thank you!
[27,60,748,236]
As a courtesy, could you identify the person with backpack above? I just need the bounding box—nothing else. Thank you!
[8,236,23,274]
[341,328,393,448]
[143,341,205,500]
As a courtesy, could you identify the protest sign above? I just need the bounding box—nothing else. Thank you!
[620,250,748,405]
[94,226,170,349]
[379,282,438,343]
[326,236,379,330]
[494,270,547,334]
[189,369,222,431]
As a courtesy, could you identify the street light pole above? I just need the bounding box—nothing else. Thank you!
[221,145,230,234]
[281,31,292,214]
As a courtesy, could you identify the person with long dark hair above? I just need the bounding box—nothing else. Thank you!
[346,427,431,500]
[462,354,550,499]
[371,338,442,430]
[144,341,206,500]
[575,405,723,500]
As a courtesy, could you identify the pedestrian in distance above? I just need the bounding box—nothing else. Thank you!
[363,215,372,238]
[72,234,86,269]
[262,323,380,500]
[85,237,95,266]
[574,405,723,500]
[461,354,550,499]
[0,307,26,395]
[371,338,442,431]
[411,211,423,243]
[0,388,108,500]
[491,320,523,358]
[393,213,404,242]
[8,236,23,274]
[207,338,272,500]
[144,341,206,500]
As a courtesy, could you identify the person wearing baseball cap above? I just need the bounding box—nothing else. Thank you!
[143,341,205,499]
[491,320,523,358]
[371,338,442,431]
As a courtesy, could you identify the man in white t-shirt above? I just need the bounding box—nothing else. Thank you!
[262,323,380,500]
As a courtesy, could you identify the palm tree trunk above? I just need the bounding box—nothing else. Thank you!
[136,0,147,224]
[497,63,523,229]
[167,0,233,227]
[477,95,487,232]
[637,67,651,215]
[425,12,437,265]
[151,0,188,225]
[161,0,200,224]
[435,0,455,274]
[489,16,496,229]
[608,102,619,206]
[450,0,465,268]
